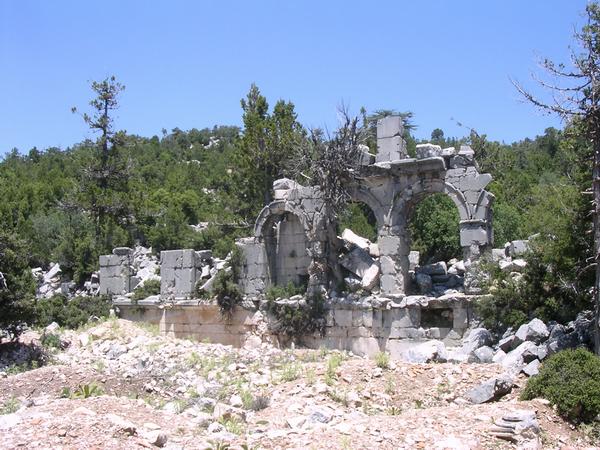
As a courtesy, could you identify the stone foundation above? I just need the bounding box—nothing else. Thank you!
[115,293,474,357]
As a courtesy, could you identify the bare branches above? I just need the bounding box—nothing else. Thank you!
[309,107,367,217]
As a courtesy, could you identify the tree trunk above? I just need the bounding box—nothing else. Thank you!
[594,136,600,355]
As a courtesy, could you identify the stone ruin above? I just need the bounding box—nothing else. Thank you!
[101,115,498,358]
[237,115,494,298]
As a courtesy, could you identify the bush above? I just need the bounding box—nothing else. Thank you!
[265,281,305,302]
[521,349,600,423]
[132,279,161,301]
[212,246,243,318]
[475,238,592,332]
[33,295,111,329]
[0,231,36,338]
[267,293,325,337]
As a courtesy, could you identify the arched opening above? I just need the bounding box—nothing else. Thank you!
[261,212,310,289]
[408,193,462,264]
[337,202,378,242]
[406,192,463,296]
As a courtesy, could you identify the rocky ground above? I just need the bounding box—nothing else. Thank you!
[0,319,597,449]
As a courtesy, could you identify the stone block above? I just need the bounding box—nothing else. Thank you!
[460,226,489,247]
[408,251,420,270]
[384,307,419,329]
[181,249,196,268]
[453,306,469,329]
[113,247,132,256]
[333,309,352,327]
[376,136,406,162]
[379,256,396,275]
[415,143,443,159]
[161,250,183,268]
[378,235,401,255]
[376,115,404,139]
[340,247,376,278]
[380,274,400,294]
[341,228,370,250]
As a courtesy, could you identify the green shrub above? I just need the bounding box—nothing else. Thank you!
[211,246,244,318]
[267,293,325,337]
[521,349,600,423]
[475,239,592,332]
[265,281,305,302]
[33,295,111,329]
[41,332,62,349]
[132,279,161,301]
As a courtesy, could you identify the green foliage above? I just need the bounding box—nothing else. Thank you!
[267,293,325,337]
[338,202,377,242]
[0,397,20,415]
[33,295,111,330]
[409,193,461,263]
[375,351,390,369]
[132,279,161,301]
[65,382,104,399]
[0,231,36,338]
[41,332,62,349]
[521,349,600,423]
[265,281,305,302]
[211,246,244,318]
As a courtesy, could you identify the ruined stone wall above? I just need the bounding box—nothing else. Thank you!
[116,293,473,357]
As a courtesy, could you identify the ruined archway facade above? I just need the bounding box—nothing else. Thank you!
[238,116,494,297]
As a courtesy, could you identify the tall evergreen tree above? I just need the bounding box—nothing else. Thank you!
[514,2,600,354]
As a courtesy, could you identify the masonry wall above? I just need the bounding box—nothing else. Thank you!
[116,294,473,357]
[274,214,310,286]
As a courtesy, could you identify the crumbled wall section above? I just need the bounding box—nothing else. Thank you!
[99,247,133,296]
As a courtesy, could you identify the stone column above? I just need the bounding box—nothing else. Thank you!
[378,225,410,296]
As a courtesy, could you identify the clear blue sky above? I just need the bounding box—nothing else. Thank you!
[0,0,591,154]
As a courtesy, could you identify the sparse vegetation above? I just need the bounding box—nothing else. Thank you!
[374,351,390,369]
[0,397,20,415]
[132,279,161,301]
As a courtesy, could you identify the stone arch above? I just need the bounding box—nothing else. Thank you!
[253,201,312,288]
[254,201,310,239]
[347,185,386,230]
[391,180,471,226]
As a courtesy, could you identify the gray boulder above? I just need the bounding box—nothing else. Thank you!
[465,375,513,404]
[515,318,549,344]
[462,328,493,356]
[474,346,494,363]
[501,341,539,374]
[418,261,447,276]
[498,334,520,352]
[522,359,541,377]
[402,340,447,363]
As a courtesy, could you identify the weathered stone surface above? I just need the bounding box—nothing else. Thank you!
[340,247,377,279]
[415,143,443,159]
[361,264,380,290]
[465,375,513,404]
[474,346,494,363]
[522,359,540,377]
[507,239,529,257]
[341,228,370,251]
[515,318,549,344]
[501,341,539,373]
[401,340,447,363]
[408,251,420,270]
